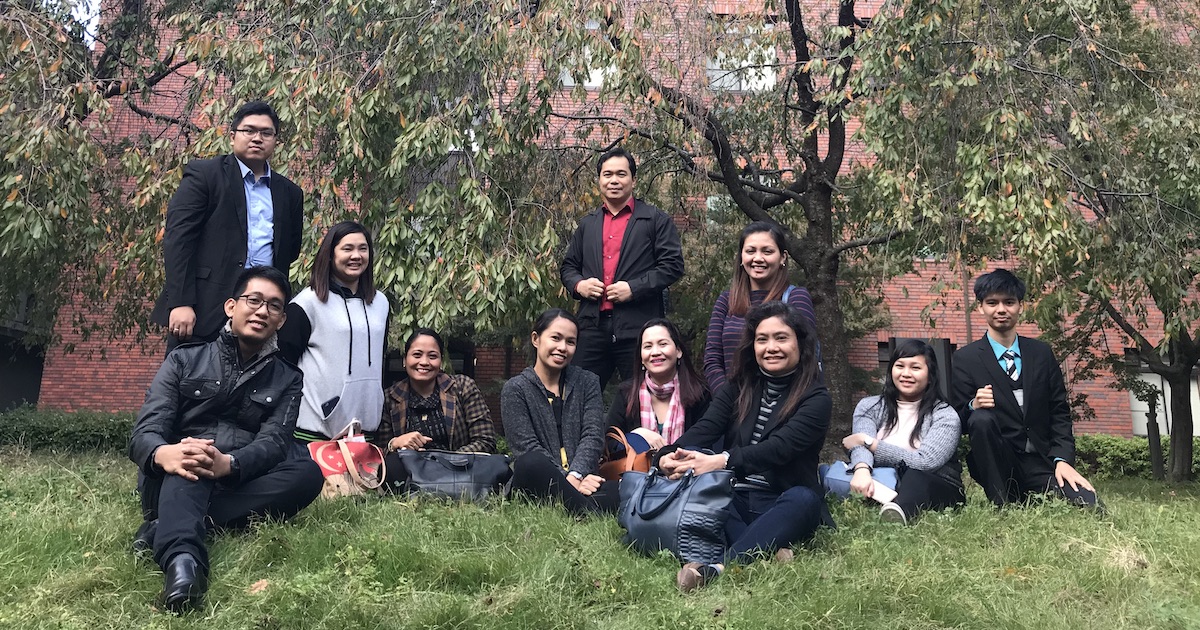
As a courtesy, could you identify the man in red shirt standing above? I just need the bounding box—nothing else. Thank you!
[560,147,685,388]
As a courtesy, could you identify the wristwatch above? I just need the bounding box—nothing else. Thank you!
[227,454,241,479]
[862,436,875,448]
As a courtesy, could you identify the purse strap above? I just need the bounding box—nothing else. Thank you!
[635,469,693,520]
[605,427,637,468]
[338,439,385,489]
[334,419,363,440]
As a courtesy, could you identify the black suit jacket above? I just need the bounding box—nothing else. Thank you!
[151,154,304,339]
[950,335,1076,464]
[559,199,684,341]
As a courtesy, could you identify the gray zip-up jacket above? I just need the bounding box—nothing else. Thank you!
[500,366,604,475]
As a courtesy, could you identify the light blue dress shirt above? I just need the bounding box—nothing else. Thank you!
[237,158,274,268]
[985,333,1022,378]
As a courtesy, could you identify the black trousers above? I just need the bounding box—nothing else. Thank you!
[140,451,324,570]
[967,410,1098,508]
[574,315,636,390]
[893,464,966,520]
[511,451,620,515]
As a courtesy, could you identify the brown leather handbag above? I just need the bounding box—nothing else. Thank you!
[598,427,654,481]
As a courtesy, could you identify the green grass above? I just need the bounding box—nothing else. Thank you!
[2,449,1199,629]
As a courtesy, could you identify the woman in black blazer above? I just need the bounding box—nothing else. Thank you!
[656,301,831,591]
[605,318,711,450]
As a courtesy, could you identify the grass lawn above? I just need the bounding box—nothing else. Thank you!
[2,449,1199,629]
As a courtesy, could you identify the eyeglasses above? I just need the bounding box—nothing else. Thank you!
[233,127,277,139]
[237,294,286,315]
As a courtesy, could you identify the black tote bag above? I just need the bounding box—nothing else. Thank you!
[390,450,512,502]
[617,469,734,564]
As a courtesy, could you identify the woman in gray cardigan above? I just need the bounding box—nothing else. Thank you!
[502,308,617,515]
[822,339,965,524]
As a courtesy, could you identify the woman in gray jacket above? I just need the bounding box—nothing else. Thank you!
[822,339,965,524]
[502,308,617,515]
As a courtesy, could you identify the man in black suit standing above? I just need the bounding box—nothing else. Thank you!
[151,101,304,351]
[951,268,1099,508]
[559,147,684,388]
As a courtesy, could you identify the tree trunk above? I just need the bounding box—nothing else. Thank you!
[789,189,856,445]
[1164,369,1195,482]
[809,270,856,440]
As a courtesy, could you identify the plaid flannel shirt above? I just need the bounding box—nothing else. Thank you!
[375,372,497,453]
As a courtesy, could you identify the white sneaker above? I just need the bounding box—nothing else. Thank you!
[880,501,908,525]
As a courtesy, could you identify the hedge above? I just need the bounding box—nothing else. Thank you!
[1073,433,1200,480]
[2,406,1197,480]
[0,405,135,453]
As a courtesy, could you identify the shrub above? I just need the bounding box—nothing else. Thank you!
[0,404,134,452]
[1073,434,1200,480]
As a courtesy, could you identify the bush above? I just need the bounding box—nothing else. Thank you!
[1073,434,1200,480]
[0,404,134,452]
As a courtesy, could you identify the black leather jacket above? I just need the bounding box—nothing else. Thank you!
[128,329,303,482]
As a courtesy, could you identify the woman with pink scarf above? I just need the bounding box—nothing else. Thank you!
[605,318,711,450]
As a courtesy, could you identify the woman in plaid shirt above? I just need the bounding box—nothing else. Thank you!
[374,328,498,455]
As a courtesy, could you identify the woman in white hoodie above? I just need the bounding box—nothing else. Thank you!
[279,221,390,442]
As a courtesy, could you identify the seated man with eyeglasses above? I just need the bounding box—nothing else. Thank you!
[129,266,324,612]
[151,100,304,352]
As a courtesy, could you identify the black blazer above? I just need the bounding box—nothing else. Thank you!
[950,335,1076,464]
[151,154,304,339]
[559,199,684,341]
[659,379,831,495]
[604,379,711,436]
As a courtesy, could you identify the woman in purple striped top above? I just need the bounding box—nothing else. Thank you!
[703,222,817,392]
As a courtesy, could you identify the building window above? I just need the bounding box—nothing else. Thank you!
[706,17,777,93]
[561,20,615,90]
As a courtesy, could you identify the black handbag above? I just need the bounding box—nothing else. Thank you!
[617,468,735,564]
[391,450,512,502]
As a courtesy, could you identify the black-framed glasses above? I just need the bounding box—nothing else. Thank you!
[233,127,277,139]
[236,294,286,315]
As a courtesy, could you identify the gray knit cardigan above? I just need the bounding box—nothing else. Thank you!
[500,366,605,475]
[849,395,962,484]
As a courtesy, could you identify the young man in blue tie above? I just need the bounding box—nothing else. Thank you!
[950,268,1099,508]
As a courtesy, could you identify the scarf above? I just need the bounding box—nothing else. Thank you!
[639,373,685,444]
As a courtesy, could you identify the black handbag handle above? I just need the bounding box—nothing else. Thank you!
[635,470,693,520]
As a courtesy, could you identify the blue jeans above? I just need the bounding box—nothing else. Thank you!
[723,485,824,565]
[819,461,898,499]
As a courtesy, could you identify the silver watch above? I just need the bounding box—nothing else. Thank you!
[862,436,875,448]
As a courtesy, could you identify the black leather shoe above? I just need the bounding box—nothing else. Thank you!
[160,553,207,613]
[131,519,157,557]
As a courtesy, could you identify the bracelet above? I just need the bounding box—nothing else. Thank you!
[721,451,730,469]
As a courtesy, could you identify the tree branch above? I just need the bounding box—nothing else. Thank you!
[828,215,924,259]
[125,98,201,132]
[1098,298,1159,363]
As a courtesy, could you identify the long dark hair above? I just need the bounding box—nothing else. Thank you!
[310,221,377,303]
[732,301,819,424]
[728,221,790,316]
[874,339,947,448]
[623,318,710,417]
